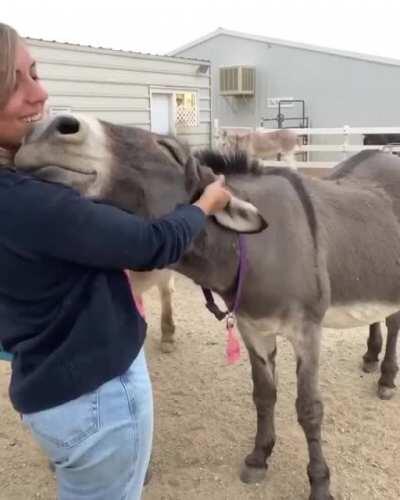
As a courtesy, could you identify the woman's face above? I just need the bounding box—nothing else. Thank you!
[0,41,48,151]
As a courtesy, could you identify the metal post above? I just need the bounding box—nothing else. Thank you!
[213,118,220,147]
[342,124,350,159]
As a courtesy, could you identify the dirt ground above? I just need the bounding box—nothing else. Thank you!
[1,274,400,500]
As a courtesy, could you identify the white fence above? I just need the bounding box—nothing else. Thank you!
[214,120,400,169]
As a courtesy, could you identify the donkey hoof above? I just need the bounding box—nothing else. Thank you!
[309,491,334,500]
[161,341,175,353]
[240,463,267,484]
[362,360,379,373]
[378,384,396,400]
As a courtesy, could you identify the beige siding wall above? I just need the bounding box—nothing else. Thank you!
[26,39,211,147]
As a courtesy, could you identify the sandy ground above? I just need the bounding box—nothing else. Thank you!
[1,274,399,500]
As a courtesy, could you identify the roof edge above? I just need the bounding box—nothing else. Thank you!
[169,27,400,67]
[168,28,223,56]
[25,36,211,65]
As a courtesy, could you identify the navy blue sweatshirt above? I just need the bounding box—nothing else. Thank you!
[0,168,206,414]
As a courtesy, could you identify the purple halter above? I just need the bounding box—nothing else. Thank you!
[201,234,248,320]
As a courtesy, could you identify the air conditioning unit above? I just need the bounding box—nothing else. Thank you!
[219,66,255,96]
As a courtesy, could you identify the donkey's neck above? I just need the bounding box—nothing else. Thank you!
[174,220,239,303]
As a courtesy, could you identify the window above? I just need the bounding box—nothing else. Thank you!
[175,92,198,128]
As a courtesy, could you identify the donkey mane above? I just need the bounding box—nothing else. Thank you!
[195,149,263,176]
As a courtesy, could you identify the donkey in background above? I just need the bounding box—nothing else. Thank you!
[218,127,300,167]
[15,114,400,500]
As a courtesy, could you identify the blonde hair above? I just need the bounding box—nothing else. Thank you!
[0,23,19,109]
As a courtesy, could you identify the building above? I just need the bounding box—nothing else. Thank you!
[26,37,212,149]
[170,28,400,134]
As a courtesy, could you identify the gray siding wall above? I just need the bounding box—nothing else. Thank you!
[175,34,400,131]
[27,39,211,149]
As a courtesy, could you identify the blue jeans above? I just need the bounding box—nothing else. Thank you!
[22,348,153,500]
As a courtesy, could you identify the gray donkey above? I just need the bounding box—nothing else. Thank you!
[15,114,400,500]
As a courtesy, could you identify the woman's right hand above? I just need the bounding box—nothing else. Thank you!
[193,175,232,215]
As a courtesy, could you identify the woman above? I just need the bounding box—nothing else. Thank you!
[0,23,231,500]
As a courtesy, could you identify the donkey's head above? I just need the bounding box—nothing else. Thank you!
[15,113,266,233]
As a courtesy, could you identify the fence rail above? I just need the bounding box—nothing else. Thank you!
[256,126,400,136]
[214,120,400,169]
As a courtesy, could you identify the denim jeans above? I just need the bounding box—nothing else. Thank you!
[22,348,153,500]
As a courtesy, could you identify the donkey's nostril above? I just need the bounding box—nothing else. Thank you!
[55,116,80,135]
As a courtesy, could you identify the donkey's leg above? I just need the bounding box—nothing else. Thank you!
[293,322,332,500]
[377,313,399,400]
[240,334,278,484]
[158,273,176,353]
[362,322,383,373]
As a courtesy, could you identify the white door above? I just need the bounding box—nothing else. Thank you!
[151,94,172,134]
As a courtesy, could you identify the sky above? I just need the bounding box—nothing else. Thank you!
[3,0,400,61]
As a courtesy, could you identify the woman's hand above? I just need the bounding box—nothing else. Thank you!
[193,175,232,215]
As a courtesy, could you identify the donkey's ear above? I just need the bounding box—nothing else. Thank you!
[184,156,215,200]
[185,156,268,234]
[213,196,268,234]
[155,137,189,166]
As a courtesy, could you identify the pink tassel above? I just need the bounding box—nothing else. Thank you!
[226,324,241,364]
[123,270,146,319]
[133,294,146,319]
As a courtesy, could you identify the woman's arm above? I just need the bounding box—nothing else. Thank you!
[1,174,207,270]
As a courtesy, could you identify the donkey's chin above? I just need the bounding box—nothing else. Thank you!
[19,165,96,192]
